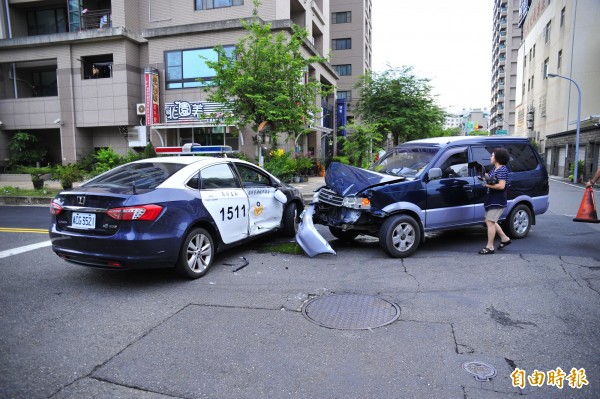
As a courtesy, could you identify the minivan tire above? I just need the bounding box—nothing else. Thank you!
[380,214,421,258]
[503,204,532,239]
[329,226,360,241]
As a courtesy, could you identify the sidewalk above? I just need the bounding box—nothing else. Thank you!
[0,173,325,205]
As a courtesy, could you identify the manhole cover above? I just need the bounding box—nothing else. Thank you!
[463,361,497,381]
[301,293,400,330]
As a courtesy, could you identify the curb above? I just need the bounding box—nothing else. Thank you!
[0,196,52,206]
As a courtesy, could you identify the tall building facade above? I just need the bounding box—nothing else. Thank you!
[329,0,371,133]
[0,0,337,167]
[515,0,600,179]
[490,0,521,136]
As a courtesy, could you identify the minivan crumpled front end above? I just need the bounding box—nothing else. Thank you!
[313,162,404,228]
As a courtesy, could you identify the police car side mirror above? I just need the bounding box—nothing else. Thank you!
[427,168,442,181]
[274,189,288,204]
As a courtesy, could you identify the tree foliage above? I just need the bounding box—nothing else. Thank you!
[354,66,446,145]
[203,0,330,142]
[341,122,383,168]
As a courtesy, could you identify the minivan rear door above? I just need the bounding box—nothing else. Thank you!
[425,146,477,229]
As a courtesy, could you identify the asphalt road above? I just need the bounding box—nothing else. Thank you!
[0,179,598,398]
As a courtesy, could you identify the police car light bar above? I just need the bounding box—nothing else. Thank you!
[155,143,233,155]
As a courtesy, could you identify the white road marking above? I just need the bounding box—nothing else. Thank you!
[0,240,52,259]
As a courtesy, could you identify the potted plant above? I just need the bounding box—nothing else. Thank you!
[18,165,53,190]
[54,163,83,190]
[569,160,585,183]
[295,155,314,182]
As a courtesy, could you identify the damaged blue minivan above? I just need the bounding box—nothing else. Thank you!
[303,136,549,258]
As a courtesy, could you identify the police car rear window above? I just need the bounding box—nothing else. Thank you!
[85,162,185,189]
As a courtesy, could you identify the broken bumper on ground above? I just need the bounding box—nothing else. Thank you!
[295,203,336,258]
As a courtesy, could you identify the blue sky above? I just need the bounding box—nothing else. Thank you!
[372,1,493,111]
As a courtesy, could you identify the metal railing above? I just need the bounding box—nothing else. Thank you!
[80,9,112,30]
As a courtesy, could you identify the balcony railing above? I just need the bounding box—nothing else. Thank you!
[80,9,112,30]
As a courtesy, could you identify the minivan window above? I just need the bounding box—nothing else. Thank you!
[433,147,469,178]
[470,144,539,173]
[505,144,539,172]
[372,146,439,178]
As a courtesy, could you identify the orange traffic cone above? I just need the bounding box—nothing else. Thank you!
[573,186,600,223]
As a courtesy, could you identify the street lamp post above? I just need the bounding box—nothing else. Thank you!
[547,72,582,182]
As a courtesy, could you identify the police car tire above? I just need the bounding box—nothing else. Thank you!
[176,227,214,279]
[379,214,420,258]
[281,202,299,237]
[503,203,532,239]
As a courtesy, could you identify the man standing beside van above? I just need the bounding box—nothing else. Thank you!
[479,148,512,255]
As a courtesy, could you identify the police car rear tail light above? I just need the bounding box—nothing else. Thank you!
[106,204,163,221]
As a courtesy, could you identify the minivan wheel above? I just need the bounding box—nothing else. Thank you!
[379,214,421,258]
[176,227,214,279]
[329,226,359,241]
[503,204,532,239]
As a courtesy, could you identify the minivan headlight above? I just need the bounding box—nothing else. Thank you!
[342,196,371,210]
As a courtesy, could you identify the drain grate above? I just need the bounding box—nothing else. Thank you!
[301,293,400,330]
[463,361,497,381]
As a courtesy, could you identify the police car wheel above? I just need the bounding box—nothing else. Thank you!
[281,202,299,237]
[503,204,532,239]
[176,227,214,279]
[380,214,420,258]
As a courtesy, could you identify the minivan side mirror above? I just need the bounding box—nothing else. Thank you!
[428,168,442,181]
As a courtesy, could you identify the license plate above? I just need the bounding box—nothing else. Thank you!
[71,212,96,229]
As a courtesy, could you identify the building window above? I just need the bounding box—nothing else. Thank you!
[528,79,530,92]
[81,55,113,80]
[543,58,549,79]
[557,50,562,70]
[560,7,565,27]
[337,91,351,103]
[545,20,551,43]
[27,8,68,35]
[332,38,352,50]
[334,64,352,76]
[195,0,243,10]
[529,48,532,61]
[332,11,351,24]
[531,75,534,90]
[522,83,525,95]
[165,46,234,89]
[524,54,527,67]
[533,44,536,58]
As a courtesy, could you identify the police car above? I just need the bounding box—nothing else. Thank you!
[49,145,303,279]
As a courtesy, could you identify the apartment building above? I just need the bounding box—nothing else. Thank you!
[490,0,521,136]
[0,0,338,167]
[329,0,371,134]
[515,0,599,179]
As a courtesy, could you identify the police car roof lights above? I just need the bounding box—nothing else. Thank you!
[155,143,233,155]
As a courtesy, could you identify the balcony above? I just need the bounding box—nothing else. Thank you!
[80,9,112,31]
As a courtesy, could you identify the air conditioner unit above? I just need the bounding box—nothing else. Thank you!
[136,103,146,116]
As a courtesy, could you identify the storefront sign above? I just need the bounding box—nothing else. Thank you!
[144,68,160,125]
[164,100,229,123]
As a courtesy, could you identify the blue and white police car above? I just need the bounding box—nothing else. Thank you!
[49,145,303,279]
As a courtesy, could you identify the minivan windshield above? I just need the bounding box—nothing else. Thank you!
[370,146,439,178]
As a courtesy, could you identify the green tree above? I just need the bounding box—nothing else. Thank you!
[202,0,330,143]
[354,66,446,145]
[8,131,48,168]
[340,122,383,168]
